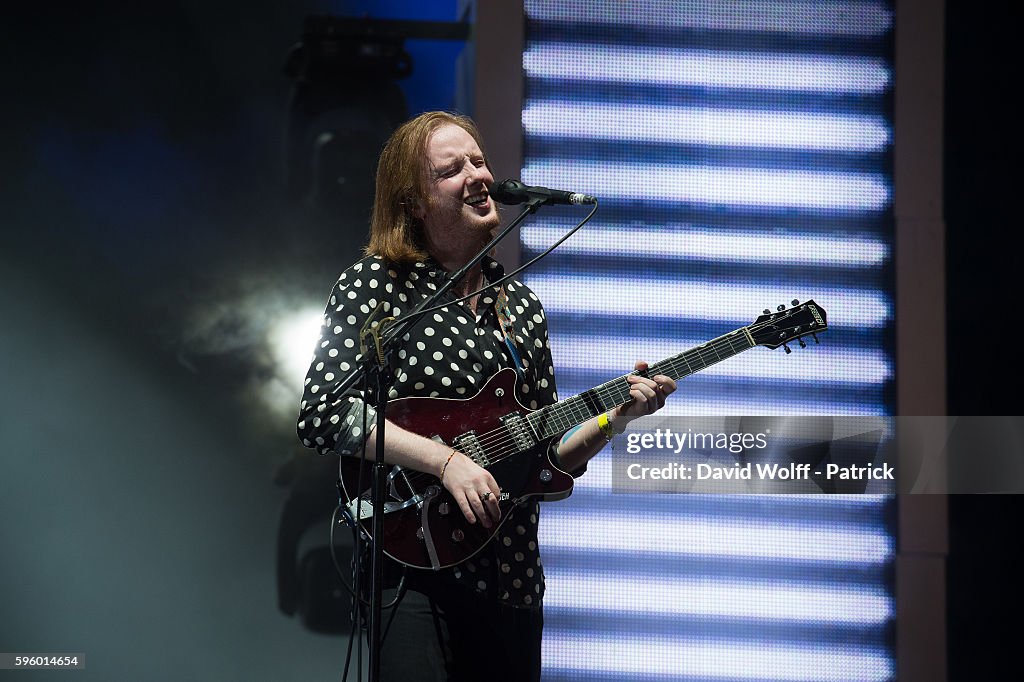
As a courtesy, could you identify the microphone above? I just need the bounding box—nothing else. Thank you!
[489,179,596,206]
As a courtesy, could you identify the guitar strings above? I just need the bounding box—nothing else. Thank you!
[447,313,803,466]
[377,317,785,489]
[362,312,809,491]
[469,330,748,462]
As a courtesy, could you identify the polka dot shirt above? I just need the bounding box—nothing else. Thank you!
[297,255,561,607]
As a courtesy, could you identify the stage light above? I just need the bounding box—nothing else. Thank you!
[523,102,891,152]
[284,15,412,212]
[524,44,891,93]
[268,308,324,390]
[527,0,893,37]
[522,223,889,266]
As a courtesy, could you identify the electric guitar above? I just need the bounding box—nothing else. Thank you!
[338,300,828,570]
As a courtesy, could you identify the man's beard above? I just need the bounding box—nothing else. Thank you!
[427,194,501,234]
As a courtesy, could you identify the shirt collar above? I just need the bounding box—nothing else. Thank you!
[420,255,505,282]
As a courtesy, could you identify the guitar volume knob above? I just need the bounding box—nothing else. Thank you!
[451,529,465,542]
[438,502,450,516]
[539,469,552,483]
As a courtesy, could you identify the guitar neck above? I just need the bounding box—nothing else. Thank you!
[527,325,755,439]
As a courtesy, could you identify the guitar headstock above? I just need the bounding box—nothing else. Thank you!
[748,300,827,352]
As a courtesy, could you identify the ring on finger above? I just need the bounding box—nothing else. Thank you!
[480,490,492,501]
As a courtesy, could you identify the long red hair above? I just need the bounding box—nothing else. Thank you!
[365,111,491,264]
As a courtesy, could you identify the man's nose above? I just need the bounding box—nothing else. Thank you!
[466,161,491,184]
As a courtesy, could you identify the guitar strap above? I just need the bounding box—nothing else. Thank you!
[494,286,526,382]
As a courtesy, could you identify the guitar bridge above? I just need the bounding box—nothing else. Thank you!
[452,431,488,467]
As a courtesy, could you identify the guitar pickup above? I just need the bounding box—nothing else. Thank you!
[500,413,536,451]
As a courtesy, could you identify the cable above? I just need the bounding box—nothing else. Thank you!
[381,200,600,341]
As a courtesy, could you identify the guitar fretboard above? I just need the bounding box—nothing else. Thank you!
[526,327,754,440]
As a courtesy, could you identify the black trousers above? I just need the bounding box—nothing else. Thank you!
[375,573,543,682]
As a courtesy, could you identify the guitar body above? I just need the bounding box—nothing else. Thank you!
[337,367,575,570]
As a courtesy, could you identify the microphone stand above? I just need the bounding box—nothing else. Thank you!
[331,198,544,682]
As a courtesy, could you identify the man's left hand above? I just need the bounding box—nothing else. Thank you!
[612,360,677,424]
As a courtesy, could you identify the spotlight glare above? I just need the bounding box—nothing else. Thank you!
[270,308,325,389]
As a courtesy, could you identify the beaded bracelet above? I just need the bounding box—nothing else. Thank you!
[439,449,456,482]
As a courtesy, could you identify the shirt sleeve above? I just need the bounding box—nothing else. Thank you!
[296,259,390,456]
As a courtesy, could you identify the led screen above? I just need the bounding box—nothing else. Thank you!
[520,1,895,679]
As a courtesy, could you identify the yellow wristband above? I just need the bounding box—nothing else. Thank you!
[597,412,615,441]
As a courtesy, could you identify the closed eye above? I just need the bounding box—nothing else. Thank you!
[432,164,459,180]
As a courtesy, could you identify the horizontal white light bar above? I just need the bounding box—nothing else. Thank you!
[543,633,893,681]
[526,0,893,38]
[523,102,891,152]
[524,44,892,94]
[522,222,889,267]
[544,571,892,624]
[525,274,890,328]
[550,335,891,384]
[523,160,890,210]
[538,511,893,564]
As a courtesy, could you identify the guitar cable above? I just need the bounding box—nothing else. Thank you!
[332,501,408,679]
[328,500,407,611]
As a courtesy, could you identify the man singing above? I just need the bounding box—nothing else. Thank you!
[297,111,676,681]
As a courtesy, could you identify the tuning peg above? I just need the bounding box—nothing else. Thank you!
[812,333,820,344]
[791,299,800,306]
[763,308,771,315]
[776,304,785,312]
[783,343,792,354]
[798,338,807,348]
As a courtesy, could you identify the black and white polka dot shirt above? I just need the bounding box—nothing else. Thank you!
[297,254,562,607]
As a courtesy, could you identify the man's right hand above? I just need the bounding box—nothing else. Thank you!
[440,451,502,528]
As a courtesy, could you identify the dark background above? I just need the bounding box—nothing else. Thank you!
[1,1,463,679]
[0,0,1018,679]
[944,0,1022,678]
